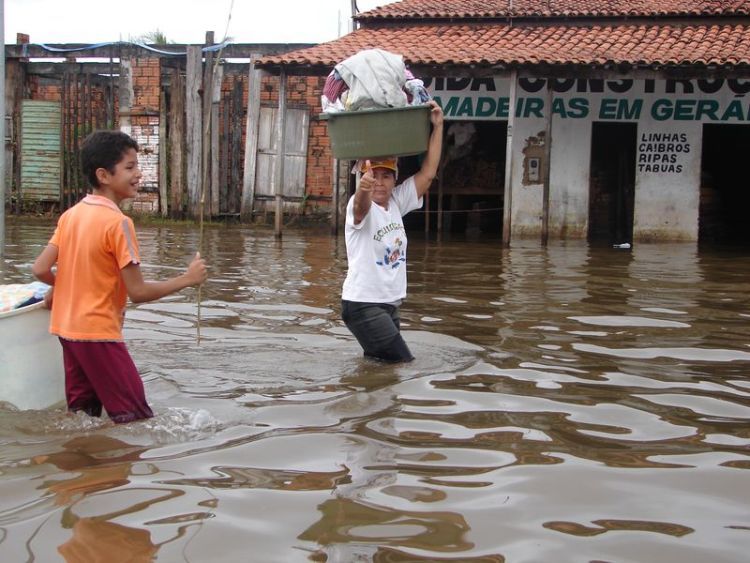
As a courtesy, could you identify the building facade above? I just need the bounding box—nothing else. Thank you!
[259,0,750,245]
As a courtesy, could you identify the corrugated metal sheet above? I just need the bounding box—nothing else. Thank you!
[21,100,61,201]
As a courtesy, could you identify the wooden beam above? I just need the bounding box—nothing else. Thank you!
[25,62,119,76]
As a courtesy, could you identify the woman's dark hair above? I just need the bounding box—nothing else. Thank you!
[80,130,139,188]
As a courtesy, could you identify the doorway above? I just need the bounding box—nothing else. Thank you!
[700,124,750,245]
[402,120,506,235]
[588,122,637,245]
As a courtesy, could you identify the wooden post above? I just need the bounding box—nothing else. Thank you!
[424,176,431,235]
[60,73,68,207]
[542,78,553,246]
[118,59,133,132]
[169,67,185,217]
[5,57,25,213]
[83,73,91,137]
[331,158,340,236]
[158,84,168,217]
[241,53,263,220]
[117,54,134,205]
[15,66,26,213]
[201,31,214,217]
[0,5,5,254]
[186,46,202,218]
[502,70,517,247]
[230,79,243,214]
[108,46,115,128]
[274,67,287,238]
[221,89,230,212]
[437,144,447,236]
[72,75,81,202]
[210,64,223,215]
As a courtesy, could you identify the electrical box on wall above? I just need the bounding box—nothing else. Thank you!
[528,157,541,183]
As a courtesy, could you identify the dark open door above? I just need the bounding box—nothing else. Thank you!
[588,122,637,245]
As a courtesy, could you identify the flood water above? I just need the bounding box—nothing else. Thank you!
[1,218,749,562]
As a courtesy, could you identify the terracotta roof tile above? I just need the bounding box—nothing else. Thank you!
[258,23,750,68]
[357,0,750,19]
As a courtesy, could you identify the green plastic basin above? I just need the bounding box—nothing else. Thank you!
[320,105,431,160]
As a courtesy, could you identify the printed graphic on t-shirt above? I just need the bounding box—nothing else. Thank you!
[375,234,406,269]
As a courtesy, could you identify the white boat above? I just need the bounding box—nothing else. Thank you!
[0,301,65,410]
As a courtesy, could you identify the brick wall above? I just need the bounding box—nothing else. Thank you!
[29,78,61,102]
[25,58,337,216]
[30,77,110,125]
[127,58,161,213]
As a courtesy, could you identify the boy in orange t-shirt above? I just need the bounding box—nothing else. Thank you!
[33,130,208,423]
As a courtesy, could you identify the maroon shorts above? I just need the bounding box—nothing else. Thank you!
[59,338,154,423]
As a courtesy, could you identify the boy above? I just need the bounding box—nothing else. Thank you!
[32,130,208,423]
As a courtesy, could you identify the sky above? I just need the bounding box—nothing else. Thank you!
[4,0,390,45]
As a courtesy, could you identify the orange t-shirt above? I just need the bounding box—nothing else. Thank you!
[49,194,140,341]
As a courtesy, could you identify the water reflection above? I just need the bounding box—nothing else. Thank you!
[1,220,749,561]
[300,498,474,556]
[58,517,158,562]
[34,435,147,504]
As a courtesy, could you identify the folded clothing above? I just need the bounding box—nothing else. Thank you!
[0,282,51,313]
[321,48,431,113]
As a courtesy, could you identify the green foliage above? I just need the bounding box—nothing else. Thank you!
[133,30,171,45]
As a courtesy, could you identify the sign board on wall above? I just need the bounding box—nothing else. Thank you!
[425,77,750,123]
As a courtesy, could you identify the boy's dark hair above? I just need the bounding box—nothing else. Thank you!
[80,130,139,188]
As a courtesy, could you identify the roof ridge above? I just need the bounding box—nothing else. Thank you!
[355,0,750,21]
[257,20,750,70]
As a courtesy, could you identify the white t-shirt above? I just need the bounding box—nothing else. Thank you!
[342,176,422,303]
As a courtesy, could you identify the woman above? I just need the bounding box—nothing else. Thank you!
[341,100,444,362]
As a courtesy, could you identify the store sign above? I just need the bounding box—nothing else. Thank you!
[638,132,691,174]
[425,77,750,122]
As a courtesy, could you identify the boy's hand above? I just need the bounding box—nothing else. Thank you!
[43,287,54,309]
[185,252,208,286]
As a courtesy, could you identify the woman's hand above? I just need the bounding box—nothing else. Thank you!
[428,100,444,128]
[414,102,445,197]
[359,160,376,192]
[353,160,375,224]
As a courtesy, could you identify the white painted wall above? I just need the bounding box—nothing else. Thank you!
[549,116,592,239]
[633,120,702,241]
[509,117,543,237]
[505,106,593,239]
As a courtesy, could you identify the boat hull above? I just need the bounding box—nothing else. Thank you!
[0,302,65,410]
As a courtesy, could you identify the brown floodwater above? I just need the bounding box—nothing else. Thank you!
[1,218,749,562]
